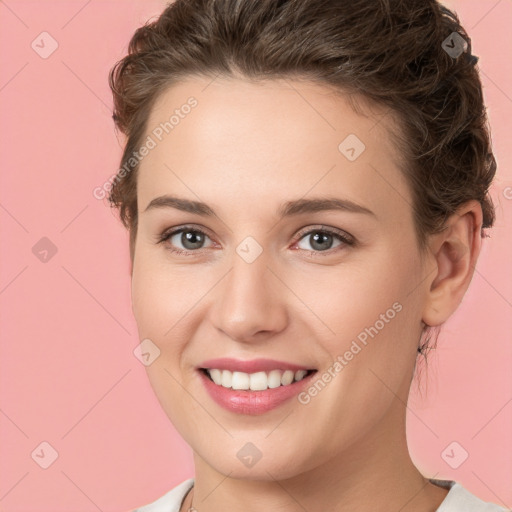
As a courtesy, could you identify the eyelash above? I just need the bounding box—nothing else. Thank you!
[156,224,355,257]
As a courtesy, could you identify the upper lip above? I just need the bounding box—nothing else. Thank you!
[198,358,316,373]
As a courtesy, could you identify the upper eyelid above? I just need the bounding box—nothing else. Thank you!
[159,224,214,242]
[294,225,354,242]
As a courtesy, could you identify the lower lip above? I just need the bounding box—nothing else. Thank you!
[198,369,316,415]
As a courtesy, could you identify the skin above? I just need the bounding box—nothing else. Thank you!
[130,76,483,512]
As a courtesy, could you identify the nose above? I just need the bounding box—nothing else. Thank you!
[209,250,288,344]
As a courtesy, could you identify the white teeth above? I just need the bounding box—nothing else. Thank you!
[221,370,232,388]
[294,370,307,382]
[249,371,268,391]
[267,370,282,389]
[281,370,294,386]
[205,368,312,391]
[232,371,250,390]
[209,369,222,385]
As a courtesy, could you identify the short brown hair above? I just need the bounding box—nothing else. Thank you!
[107,0,497,360]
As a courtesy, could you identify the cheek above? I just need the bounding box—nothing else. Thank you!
[299,244,423,389]
[297,246,420,341]
[131,255,196,432]
[131,249,211,370]
[131,251,184,352]
[292,251,422,447]
[131,258,164,337]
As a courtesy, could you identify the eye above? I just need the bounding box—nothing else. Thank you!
[156,224,355,257]
[157,226,214,256]
[293,226,355,256]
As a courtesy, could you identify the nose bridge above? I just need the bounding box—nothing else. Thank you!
[226,245,275,314]
[211,243,287,342]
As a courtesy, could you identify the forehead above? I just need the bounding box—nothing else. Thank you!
[137,76,411,218]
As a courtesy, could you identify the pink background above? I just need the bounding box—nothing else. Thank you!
[0,0,510,510]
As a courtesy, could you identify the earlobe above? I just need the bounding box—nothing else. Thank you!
[422,200,483,327]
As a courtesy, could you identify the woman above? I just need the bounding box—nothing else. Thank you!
[107,0,506,510]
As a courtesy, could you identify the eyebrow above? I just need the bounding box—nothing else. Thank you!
[143,195,375,218]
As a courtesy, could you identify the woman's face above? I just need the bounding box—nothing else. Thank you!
[131,77,431,479]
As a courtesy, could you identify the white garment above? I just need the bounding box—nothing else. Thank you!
[132,477,509,512]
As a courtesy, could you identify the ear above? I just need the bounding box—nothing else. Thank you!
[422,200,483,327]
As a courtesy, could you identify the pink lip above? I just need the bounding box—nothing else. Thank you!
[198,368,316,415]
[198,357,315,373]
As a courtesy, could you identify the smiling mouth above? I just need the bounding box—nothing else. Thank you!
[200,368,317,391]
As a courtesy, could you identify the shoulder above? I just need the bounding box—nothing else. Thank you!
[436,481,509,512]
[127,477,509,512]
[130,478,195,512]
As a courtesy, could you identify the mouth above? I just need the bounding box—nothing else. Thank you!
[199,367,318,391]
[196,357,319,414]
[197,363,319,415]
